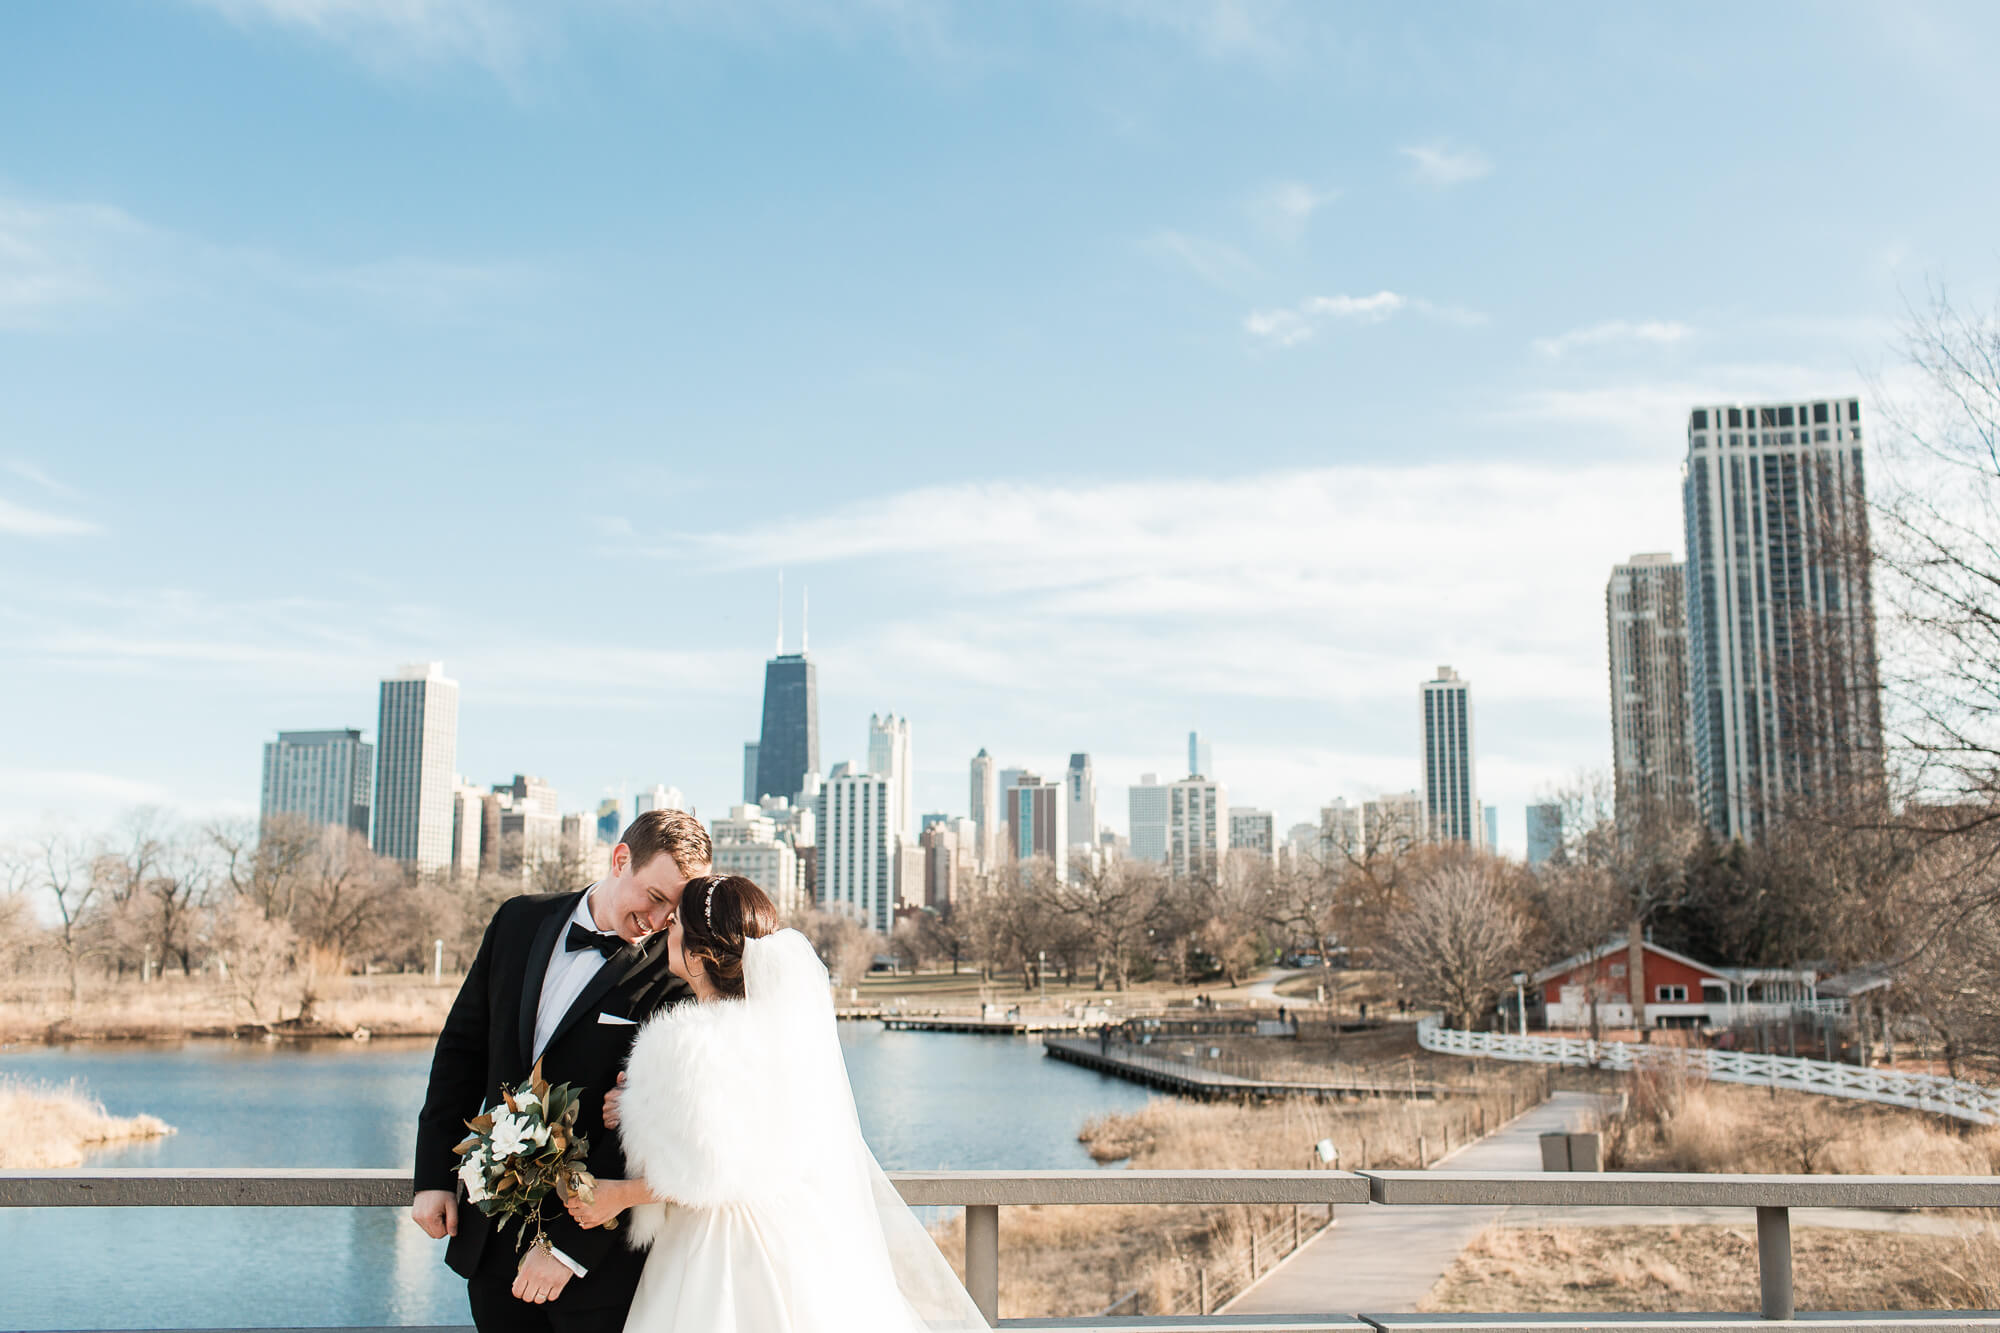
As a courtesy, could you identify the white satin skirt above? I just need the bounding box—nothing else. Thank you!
[626,1203,797,1332]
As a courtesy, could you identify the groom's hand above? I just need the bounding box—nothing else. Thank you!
[411,1189,458,1240]
[601,1072,626,1129]
[513,1246,575,1304]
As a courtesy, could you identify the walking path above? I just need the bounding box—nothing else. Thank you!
[1226,1090,1973,1317]
[1225,1091,1603,1316]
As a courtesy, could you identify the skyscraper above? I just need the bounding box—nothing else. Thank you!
[1187,731,1213,778]
[1422,665,1480,844]
[1004,773,1068,881]
[741,743,760,805]
[633,784,686,816]
[1526,803,1563,865]
[451,780,485,878]
[372,662,459,873]
[1128,773,1169,864]
[755,655,818,807]
[1065,753,1097,849]
[867,713,913,840]
[969,749,998,868]
[1168,776,1228,879]
[1683,400,1883,839]
[1484,805,1499,852]
[260,728,372,835]
[817,770,894,933]
[1607,553,1696,819]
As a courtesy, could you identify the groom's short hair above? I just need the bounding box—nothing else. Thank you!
[620,808,713,875]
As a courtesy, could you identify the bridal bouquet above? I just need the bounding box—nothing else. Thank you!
[454,1060,612,1253]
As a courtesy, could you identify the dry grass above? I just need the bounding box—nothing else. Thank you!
[0,972,461,1042]
[930,1066,1546,1319]
[1602,1067,2000,1176]
[1427,1225,2000,1312]
[0,1076,174,1167]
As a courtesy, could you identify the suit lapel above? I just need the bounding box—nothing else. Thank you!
[517,892,580,1070]
[544,929,672,1056]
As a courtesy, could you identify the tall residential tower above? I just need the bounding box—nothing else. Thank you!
[1607,553,1696,819]
[372,662,459,872]
[1422,665,1481,845]
[260,728,372,835]
[1683,400,1883,839]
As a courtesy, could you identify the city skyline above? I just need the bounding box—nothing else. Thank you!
[5,5,1992,848]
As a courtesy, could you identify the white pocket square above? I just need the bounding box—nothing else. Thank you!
[596,1012,638,1026]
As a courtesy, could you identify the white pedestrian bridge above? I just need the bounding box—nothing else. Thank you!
[7,1167,2000,1331]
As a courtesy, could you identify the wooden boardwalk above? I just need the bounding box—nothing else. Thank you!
[1044,1037,1463,1101]
[880,1014,1096,1034]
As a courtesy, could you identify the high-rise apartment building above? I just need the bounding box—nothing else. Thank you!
[634,784,686,816]
[1320,792,1424,861]
[1168,777,1228,879]
[1128,773,1169,865]
[969,749,998,869]
[491,774,560,875]
[372,662,459,873]
[1065,753,1097,849]
[755,653,819,806]
[1683,400,1883,839]
[260,728,372,835]
[817,770,894,933]
[1526,803,1563,865]
[920,820,974,911]
[1422,666,1481,845]
[1607,553,1696,819]
[1229,807,1274,861]
[710,803,803,915]
[450,780,484,878]
[867,713,913,840]
[1004,773,1068,880]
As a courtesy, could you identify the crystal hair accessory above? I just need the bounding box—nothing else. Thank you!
[704,879,717,932]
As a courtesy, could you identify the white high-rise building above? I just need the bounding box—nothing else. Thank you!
[1168,777,1228,879]
[261,728,372,835]
[1422,666,1481,845]
[634,784,687,816]
[710,803,803,916]
[1608,553,1697,820]
[969,749,998,868]
[1229,807,1274,862]
[372,662,459,873]
[491,774,560,876]
[868,713,913,841]
[1128,773,1169,865]
[450,780,484,879]
[1326,791,1426,861]
[1065,753,1097,850]
[1683,401,1882,839]
[817,770,895,934]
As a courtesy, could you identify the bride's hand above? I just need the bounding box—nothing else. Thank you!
[566,1177,637,1230]
[601,1072,626,1129]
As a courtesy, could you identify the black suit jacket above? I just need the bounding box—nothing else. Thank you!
[414,889,689,1284]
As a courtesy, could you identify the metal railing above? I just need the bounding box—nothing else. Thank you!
[1419,1017,2000,1125]
[8,1167,2000,1329]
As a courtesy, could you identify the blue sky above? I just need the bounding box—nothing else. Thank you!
[4,1,1997,849]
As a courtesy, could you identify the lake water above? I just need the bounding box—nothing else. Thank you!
[1,1026,1156,1330]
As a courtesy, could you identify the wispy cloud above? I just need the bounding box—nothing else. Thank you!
[0,497,98,538]
[1533,319,1695,359]
[1401,142,1492,187]
[1242,290,1484,347]
[1247,180,1336,243]
[184,0,532,76]
[4,461,82,500]
[1496,363,1866,445]
[1142,229,1258,290]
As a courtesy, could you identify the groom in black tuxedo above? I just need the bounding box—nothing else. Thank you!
[411,808,712,1333]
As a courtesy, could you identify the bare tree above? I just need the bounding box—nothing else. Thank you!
[25,828,100,1013]
[1380,860,1530,1030]
[1039,858,1162,990]
[206,896,299,1022]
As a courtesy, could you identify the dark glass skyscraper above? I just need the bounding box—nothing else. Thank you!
[754,652,818,803]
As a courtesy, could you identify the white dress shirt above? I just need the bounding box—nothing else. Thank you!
[530,882,618,1279]
[534,883,619,1062]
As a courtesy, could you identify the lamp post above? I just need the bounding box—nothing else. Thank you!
[1513,972,1528,1037]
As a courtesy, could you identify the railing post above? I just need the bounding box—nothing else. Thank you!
[966,1203,1000,1324]
[1756,1205,1794,1319]
[1198,1267,1209,1315]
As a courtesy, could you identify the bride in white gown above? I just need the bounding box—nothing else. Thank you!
[561,873,990,1333]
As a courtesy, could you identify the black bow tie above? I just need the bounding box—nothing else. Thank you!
[566,923,626,958]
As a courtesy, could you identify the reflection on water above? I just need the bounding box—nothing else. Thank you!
[0,1025,1154,1329]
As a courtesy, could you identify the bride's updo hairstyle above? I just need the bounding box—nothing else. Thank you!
[678,874,780,999]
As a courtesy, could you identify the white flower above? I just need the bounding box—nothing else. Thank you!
[513,1090,541,1115]
[490,1113,531,1160]
[459,1155,492,1204]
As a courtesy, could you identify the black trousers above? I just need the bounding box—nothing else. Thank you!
[465,1232,643,1333]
